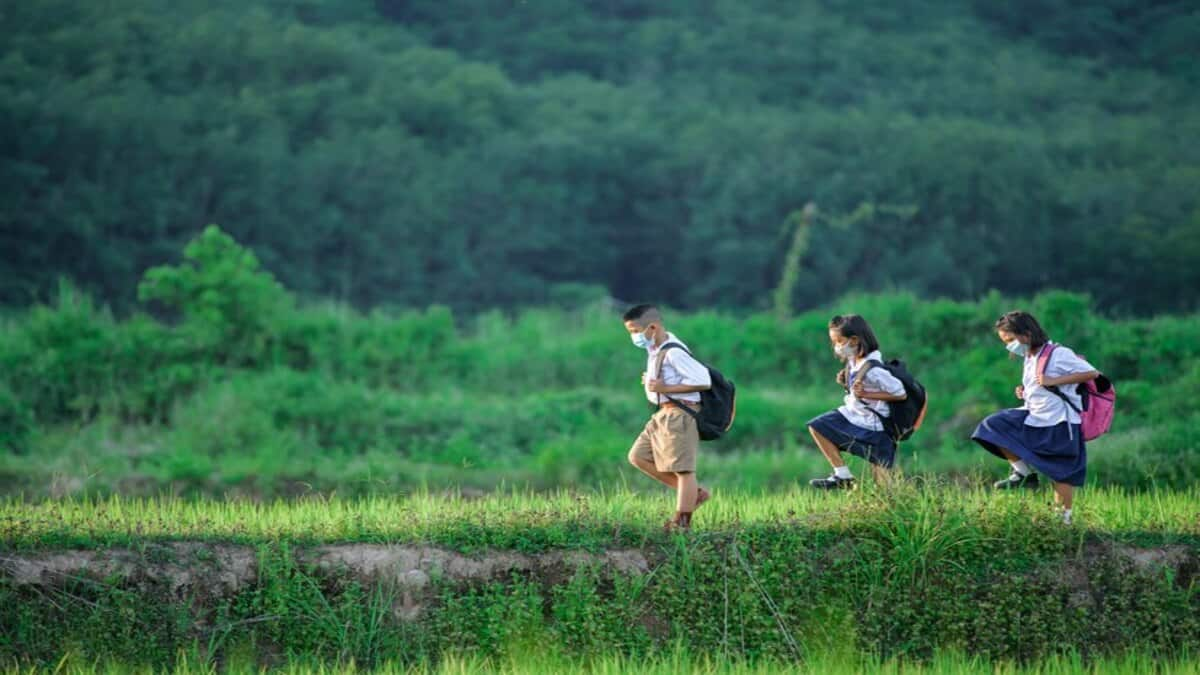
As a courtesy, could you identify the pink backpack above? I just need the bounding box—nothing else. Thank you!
[1037,343,1116,441]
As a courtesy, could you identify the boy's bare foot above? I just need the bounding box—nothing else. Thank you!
[663,511,693,532]
[695,487,711,509]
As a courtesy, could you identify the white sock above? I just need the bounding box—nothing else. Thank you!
[1010,460,1031,476]
[834,465,853,479]
[1062,508,1073,524]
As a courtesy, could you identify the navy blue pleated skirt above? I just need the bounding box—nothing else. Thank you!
[972,409,1087,486]
[807,410,897,468]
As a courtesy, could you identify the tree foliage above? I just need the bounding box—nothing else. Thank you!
[2,0,1198,314]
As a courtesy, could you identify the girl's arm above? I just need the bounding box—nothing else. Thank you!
[648,381,711,394]
[1039,370,1099,387]
[852,373,907,401]
[857,390,907,402]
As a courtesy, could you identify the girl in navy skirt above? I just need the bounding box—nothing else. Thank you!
[972,311,1099,524]
[806,315,907,489]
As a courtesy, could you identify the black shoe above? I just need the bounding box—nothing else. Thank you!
[809,474,856,490]
[993,472,1040,490]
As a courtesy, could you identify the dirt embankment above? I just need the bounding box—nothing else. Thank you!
[1,543,652,619]
[2,540,1196,620]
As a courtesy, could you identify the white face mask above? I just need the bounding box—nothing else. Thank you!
[1006,340,1028,357]
[631,330,653,349]
[837,342,858,360]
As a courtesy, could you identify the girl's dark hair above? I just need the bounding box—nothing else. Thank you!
[829,314,880,356]
[995,311,1048,352]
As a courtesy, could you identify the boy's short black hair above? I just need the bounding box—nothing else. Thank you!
[829,314,881,357]
[623,304,662,325]
[995,311,1049,352]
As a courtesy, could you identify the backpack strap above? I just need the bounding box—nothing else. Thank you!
[653,342,698,414]
[1038,343,1082,414]
[653,342,688,380]
[854,359,888,425]
[843,358,877,391]
[850,358,905,441]
[1036,343,1056,379]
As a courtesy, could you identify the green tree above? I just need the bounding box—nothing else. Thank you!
[138,225,291,364]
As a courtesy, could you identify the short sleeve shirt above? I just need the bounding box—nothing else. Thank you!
[1022,343,1095,427]
[645,333,712,405]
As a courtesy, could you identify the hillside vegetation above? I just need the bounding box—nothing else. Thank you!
[3,228,1198,497]
[3,0,1199,313]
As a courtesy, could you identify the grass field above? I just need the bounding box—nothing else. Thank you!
[2,485,1198,672]
[13,646,1200,674]
[3,484,1199,551]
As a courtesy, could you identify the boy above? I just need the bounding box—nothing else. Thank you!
[623,304,712,530]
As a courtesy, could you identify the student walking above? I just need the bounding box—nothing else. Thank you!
[623,304,713,530]
[972,311,1100,524]
[806,315,908,489]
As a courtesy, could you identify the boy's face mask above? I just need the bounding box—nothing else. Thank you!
[631,325,655,349]
[1006,340,1028,357]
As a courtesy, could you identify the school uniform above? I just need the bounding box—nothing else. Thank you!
[807,350,906,469]
[629,333,711,473]
[971,342,1093,486]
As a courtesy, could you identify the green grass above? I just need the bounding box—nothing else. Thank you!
[11,646,1200,674]
[3,485,1198,552]
[5,412,1195,500]
[4,486,1198,670]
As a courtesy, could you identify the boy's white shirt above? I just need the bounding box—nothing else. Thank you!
[1020,342,1094,427]
[838,350,906,432]
[644,333,711,405]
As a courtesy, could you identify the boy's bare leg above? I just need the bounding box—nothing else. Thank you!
[628,453,709,507]
[675,472,698,513]
[628,453,677,488]
[808,427,846,467]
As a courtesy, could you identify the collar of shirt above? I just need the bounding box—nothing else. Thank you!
[647,332,682,355]
[1023,342,1054,370]
[847,350,882,387]
[850,350,883,371]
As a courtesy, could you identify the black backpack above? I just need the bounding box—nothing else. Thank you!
[655,342,737,441]
[849,359,928,442]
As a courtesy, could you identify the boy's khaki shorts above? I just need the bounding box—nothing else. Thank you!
[629,406,700,473]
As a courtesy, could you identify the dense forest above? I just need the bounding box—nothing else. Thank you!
[3,0,1199,314]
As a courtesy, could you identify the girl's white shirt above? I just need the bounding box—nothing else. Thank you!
[838,350,906,432]
[1020,342,1095,427]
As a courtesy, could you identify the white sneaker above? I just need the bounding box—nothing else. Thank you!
[1055,506,1073,525]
